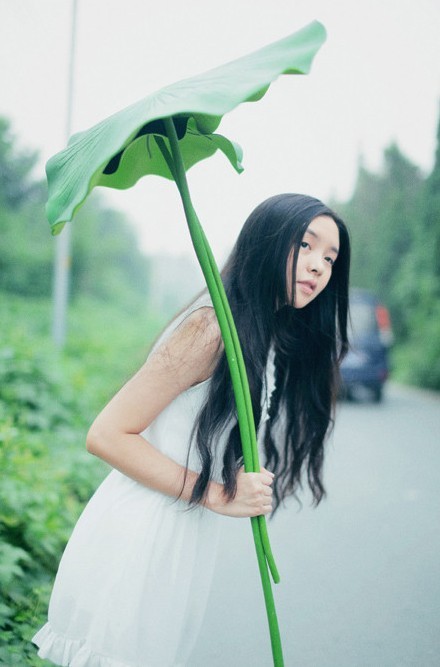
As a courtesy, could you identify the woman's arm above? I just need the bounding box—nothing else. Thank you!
[86,307,274,517]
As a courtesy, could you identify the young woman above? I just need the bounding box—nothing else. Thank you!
[33,193,350,666]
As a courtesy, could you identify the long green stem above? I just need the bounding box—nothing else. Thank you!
[198,226,280,582]
[155,133,254,470]
[157,132,279,581]
[197,228,280,584]
[162,117,284,666]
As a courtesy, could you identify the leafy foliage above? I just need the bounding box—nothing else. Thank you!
[0,294,164,663]
[0,117,41,209]
[0,346,100,661]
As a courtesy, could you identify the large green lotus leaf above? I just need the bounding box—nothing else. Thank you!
[47,21,326,233]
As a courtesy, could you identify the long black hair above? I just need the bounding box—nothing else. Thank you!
[189,194,350,511]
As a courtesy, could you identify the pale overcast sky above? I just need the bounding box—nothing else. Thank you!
[1,0,440,258]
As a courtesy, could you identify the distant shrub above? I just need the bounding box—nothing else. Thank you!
[392,302,440,390]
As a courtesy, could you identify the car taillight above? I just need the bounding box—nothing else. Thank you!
[375,305,394,346]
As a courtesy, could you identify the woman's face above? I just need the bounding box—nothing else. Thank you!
[286,215,340,308]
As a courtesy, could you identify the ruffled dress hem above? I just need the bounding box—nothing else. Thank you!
[32,623,185,667]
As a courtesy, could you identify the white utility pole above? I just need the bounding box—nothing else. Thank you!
[52,0,78,347]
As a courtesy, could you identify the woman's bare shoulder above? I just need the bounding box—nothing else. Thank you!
[151,305,223,387]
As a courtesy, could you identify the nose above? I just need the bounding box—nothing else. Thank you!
[308,254,324,275]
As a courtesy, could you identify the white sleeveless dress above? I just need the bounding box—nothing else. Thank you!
[32,294,276,667]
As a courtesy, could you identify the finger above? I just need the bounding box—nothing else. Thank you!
[260,472,275,486]
[260,467,275,482]
[259,502,273,516]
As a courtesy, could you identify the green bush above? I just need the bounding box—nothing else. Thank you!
[0,293,165,663]
[0,421,92,663]
[391,300,440,390]
[0,348,106,661]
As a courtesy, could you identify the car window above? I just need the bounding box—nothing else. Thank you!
[349,301,378,337]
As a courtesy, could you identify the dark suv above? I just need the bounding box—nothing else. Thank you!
[340,289,393,402]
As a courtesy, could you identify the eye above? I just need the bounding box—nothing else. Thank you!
[300,241,310,250]
[325,256,335,266]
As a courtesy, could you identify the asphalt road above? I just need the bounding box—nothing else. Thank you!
[190,383,440,667]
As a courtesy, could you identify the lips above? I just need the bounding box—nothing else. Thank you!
[297,280,317,295]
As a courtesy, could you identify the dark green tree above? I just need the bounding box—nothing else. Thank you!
[395,105,440,388]
[337,144,424,339]
[0,117,150,307]
[422,104,440,282]
[0,117,41,208]
[0,118,50,296]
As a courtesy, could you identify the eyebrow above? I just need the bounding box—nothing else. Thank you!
[305,228,339,255]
